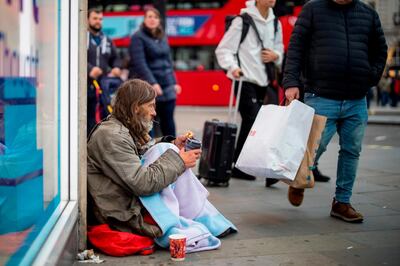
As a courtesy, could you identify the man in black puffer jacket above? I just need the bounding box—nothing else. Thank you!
[283,0,387,222]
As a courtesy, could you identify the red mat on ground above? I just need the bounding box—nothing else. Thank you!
[88,224,155,256]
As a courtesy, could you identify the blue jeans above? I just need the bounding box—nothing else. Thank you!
[304,93,368,203]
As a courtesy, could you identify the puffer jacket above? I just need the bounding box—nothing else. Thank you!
[282,0,388,100]
[129,27,177,102]
[87,116,185,238]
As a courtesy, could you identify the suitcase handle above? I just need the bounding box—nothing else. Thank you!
[228,77,243,124]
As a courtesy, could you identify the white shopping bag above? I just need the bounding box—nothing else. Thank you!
[236,100,315,181]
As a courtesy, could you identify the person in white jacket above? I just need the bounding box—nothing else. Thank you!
[215,0,283,180]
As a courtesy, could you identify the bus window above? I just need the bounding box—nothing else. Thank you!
[171,46,222,71]
[90,0,229,12]
[89,0,153,12]
[166,0,228,10]
[274,0,305,16]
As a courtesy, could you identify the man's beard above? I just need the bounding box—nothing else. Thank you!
[89,24,101,33]
[141,119,154,133]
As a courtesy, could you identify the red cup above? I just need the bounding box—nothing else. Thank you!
[169,234,186,261]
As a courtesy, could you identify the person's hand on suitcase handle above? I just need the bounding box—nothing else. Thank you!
[179,148,201,169]
[232,68,243,79]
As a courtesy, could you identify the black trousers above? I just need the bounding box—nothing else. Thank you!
[154,99,176,137]
[233,81,267,162]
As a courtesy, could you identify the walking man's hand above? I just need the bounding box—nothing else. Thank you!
[285,87,300,103]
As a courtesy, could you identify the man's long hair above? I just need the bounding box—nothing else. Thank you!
[141,7,164,39]
[113,79,156,145]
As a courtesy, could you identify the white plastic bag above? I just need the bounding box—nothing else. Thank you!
[236,100,315,181]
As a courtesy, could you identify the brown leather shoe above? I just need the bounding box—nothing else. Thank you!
[330,198,364,223]
[288,186,304,207]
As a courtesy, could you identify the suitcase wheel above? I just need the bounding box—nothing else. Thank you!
[206,180,229,187]
[222,182,229,187]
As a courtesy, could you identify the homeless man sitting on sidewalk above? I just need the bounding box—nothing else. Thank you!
[87,79,236,253]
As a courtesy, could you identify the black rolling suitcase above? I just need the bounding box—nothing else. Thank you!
[198,78,243,186]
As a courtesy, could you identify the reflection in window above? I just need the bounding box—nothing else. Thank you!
[0,0,61,264]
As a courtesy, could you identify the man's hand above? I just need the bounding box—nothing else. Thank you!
[89,67,103,79]
[174,84,182,94]
[153,83,163,96]
[285,87,300,103]
[173,134,188,150]
[179,148,201,169]
[261,48,278,63]
[231,68,242,79]
[109,67,121,77]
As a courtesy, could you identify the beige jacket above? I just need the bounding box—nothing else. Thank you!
[87,116,185,237]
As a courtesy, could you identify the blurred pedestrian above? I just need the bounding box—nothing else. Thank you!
[377,74,391,107]
[87,8,122,135]
[389,72,399,107]
[283,0,387,222]
[366,86,374,109]
[215,0,283,181]
[129,7,181,137]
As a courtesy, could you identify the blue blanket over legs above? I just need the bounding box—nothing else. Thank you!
[139,143,237,253]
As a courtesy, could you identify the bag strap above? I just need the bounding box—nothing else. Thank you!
[244,13,279,47]
[242,13,265,49]
[273,17,278,40]
[93,79,102,123]
[233,14,251,68]
[239,15,250,45]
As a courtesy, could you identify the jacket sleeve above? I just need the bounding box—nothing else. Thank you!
[108,38,122,69]
[272,20,284,67]
[129,34,157,84]
[167,40,177,85]
[87,62,94,76]
[91,131,186,197]
[215,17,242,75]
[369,10,388,86]
[282,3,313,90]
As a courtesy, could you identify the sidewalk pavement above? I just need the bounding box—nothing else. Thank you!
[368,105,400,125]
[89,106,400,266]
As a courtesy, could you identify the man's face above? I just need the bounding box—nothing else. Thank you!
[137,99,156,132]
[88,12,103,32]
[333,0,353,5]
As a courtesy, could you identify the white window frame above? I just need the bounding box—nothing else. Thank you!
[29,0,79,264]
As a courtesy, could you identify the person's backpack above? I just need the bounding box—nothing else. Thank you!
[224,13,279,54]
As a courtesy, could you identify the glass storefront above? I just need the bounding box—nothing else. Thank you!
[0,1,70,264]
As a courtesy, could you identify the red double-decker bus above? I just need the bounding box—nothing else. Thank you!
[98,0,302,106]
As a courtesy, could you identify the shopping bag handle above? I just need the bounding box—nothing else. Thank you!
[279,97,288,106]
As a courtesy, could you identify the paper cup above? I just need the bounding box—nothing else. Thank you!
[184,138,202,151]
[169,234,186,261]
